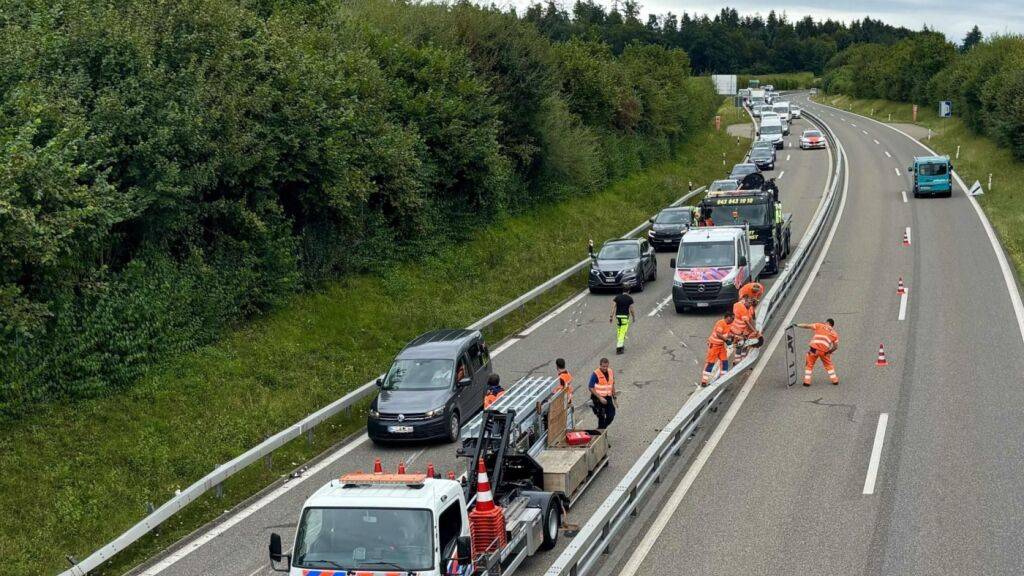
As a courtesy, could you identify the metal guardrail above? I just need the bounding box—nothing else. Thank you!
[544,107,845,576]
[59,184,709,576]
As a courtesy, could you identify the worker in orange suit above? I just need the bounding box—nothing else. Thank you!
[701,310,734,387]
[730,295,761,361]
[795,319,840,386]
[738,281,765,306]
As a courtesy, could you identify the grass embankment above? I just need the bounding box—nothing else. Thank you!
[816,93,1024,279]
[0,104,749,576]
[739,72,817,90]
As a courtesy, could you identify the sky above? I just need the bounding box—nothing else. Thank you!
[498,0,1024,42]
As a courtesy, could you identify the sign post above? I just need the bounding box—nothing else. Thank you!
[715,115,721,131]
[785,325,798,387]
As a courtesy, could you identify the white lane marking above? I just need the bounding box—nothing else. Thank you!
[519,289,588,336]
[901,190,908,203]
[862,130,869,135]
[814,101,1024,344]
[905,226,912,245]
[405,447,426,466]
[786,154,791,161]
[618,120,849,576]
[851,123,858,127]
[885,150,892,158]
[246,564,267,576]
[895,167,901,176]
[139,432,373,574]
[648,293,673,317]
[490,337,521,357]
[874,139,880,145]
[898,291,908,321]
[863,413,890,495]
[778,170,785,179]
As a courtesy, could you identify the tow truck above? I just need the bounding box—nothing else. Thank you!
[696,172,791,274]
[268,376,609,576]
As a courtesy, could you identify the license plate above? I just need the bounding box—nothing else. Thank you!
[696,302,710,307]
[388,425,414,433]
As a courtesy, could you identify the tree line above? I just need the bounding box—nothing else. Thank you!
[0,0,720,414]
[523,2,917,74]
[822,32,1024,160]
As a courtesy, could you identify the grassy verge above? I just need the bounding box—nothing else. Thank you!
[0,104,749,576]
[816,93,1023,281]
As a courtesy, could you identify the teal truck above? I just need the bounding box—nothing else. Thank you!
[909,156,953,197]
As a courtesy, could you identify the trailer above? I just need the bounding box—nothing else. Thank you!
[268,376,609,576]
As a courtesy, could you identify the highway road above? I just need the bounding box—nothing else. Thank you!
[614,94,1024,576]
[130,114,834,576]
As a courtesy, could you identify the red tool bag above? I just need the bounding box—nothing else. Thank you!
[565,431,592,445]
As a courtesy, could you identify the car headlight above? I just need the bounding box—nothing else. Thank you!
[369,407,379,418]
[424,406,446,418]
[590,268,599,275]
[621,270,636,279]
[722,277,735,288]
[648,229,656,237]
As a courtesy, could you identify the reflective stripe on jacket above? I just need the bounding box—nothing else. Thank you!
[809,322,839,352]
[731,301,754,335]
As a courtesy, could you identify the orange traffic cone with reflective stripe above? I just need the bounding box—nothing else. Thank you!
[897,277,906,295]
[876,343,889,366]
[373,458,383,474]
[474,458,495,512]
[902,231,910,246]
[427,462,436,478]
[397,461,406,474]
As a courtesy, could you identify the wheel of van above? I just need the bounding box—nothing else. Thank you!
[540,498,561,550]
[650,264,657,281]
[785,233,792,257]
[635,275,645,292]
[445,410,461,443]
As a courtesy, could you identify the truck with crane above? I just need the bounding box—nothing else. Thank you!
[268,376,609,576]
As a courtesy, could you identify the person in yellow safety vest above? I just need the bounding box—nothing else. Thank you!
[610,286,637,355]
[553,357,573,401]
[483,373,505,408]
[795,319,840,386]
[588,358,617,428]
[730,295,762,361]
[701,310,735,387]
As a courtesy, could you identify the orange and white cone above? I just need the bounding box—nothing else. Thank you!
[902,231,910,246]
[897,277,906,295]
[876,343,889,366]
[373,458,383,474]
[397,461,407,474]
[475,458,496,512]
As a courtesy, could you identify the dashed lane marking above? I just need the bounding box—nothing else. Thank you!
[901,190,908,203]
[863,413,890,495]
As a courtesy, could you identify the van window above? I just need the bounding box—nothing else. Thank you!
[455,357,469,383]
[467,343,485,372]
[438,502,462,556]
[919,163,948,176]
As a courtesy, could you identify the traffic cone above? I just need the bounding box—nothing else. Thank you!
[897,277,906,295]
[876,343,889,366]
[427,462,436,478]
[373,458,383,474]
[397,461,406,474]
[474,458,495,512]
[902,231,910,246]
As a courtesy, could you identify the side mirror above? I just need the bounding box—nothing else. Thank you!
[738,256,748,267]
[907,165,913,173]
[670,258,676,268]
[457,377,472,388]
[648,216,655,223]
[457,535,473,558]
[375,377,383,388]
[756,131,760,136]
[269,533,291,572]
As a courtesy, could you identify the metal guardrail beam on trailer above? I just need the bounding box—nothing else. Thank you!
[59,185,708,575]
[544,106,845,576]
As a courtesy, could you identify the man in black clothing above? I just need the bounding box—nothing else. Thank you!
[610,286,637,354]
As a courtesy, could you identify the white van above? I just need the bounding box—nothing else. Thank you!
[758,116,785,149]
[772,102,791,134]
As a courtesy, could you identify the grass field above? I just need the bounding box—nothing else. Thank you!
[0,103,750,576]
[816,93,1023,282]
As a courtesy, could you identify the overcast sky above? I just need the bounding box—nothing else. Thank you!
[498,0,1024,42]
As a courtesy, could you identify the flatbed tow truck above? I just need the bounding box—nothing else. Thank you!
[268,376,609,576]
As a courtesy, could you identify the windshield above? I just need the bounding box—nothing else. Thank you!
[803,131,821,138]
[655,210,692,225]
[294,507,433,571]
[761,125,782,135]
[751,148,772,158]
[752,141,773,150]
[598,243,639,259]
[919,163,948,176]
[730,165,757,177]
[710,180,739,192]
[773,106,788,115]
[708,203,769,226]
[384,359,454,391]
[678,241,735,267]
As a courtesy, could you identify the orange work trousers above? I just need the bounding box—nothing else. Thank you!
[804,348,839,385]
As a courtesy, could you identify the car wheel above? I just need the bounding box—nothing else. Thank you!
[445,410,461,443]
[635,275,645,292]
[589,286,598,294]
[540,497,561,550]
[785,233,792,256]
[650,262,657,281]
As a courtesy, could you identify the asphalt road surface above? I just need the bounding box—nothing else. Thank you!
[615,94,1024,576]
[130,114,833,576]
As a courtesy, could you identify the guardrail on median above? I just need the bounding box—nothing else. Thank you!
[59,185,711,576]
[544,107,845,576]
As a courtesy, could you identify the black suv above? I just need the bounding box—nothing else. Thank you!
[647,207,694,250]
[749,145,776,170]
[368,329,491,443]
[588,238,657,292]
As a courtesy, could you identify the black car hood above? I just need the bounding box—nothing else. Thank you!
[652,223,688,233]
[593,259,640,272]
[376,387,452,414]
[750,152,773,161]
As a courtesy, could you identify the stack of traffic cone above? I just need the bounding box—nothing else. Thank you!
[876,343,889,366]
[373,458,383,474]
[902,231,911,246]
[897,277,906,295]
[468,458,507,557]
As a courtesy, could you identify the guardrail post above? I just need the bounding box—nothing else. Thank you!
[264,453,273,471]
[306,427,314,447]
[214,464,223,498]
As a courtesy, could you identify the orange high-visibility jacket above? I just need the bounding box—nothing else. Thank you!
[731,301,754,335]
[809,323,839,352]
[555,370,574,397]
[708,318,733,347]
[592,368,614,398]
[739,282,765,301]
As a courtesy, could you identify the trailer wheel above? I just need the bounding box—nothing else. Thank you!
[540,498,561,550]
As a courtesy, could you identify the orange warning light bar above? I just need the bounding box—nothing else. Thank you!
[340,472,427,486]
